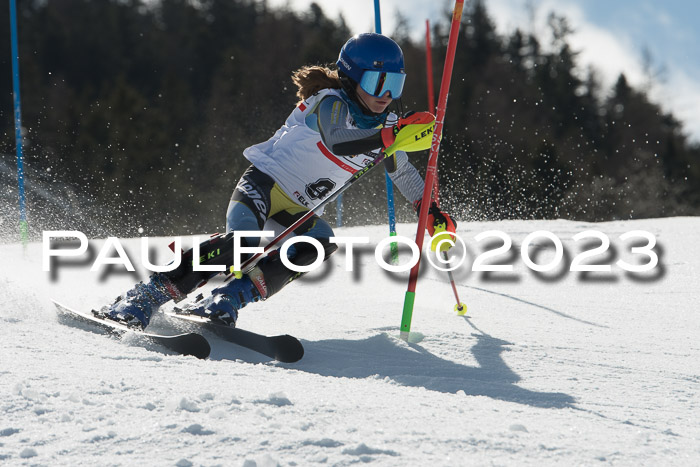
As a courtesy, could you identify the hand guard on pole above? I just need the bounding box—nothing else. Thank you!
[381,112,436,156]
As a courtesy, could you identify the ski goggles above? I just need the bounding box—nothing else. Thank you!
[359,70,406,99]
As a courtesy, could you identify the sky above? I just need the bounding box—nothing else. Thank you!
[268,0,700,143]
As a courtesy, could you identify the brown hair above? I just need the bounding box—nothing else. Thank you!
[292,65,343,104]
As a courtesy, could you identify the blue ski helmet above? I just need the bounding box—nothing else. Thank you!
[337,33,406,99]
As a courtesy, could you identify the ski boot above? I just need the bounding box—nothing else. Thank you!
[96,273,184,329]
[178,268,268,327]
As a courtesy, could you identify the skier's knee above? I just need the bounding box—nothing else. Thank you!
[284,237,337,265]
[226,200,261,233]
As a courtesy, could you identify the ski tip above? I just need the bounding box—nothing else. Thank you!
[51,299,69,312]
[183,333,211,360]
[273,335,304,363]
[53,298,211,359]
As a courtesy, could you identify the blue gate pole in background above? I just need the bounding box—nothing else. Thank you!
[374,0,399,264]
[9,0,29,245]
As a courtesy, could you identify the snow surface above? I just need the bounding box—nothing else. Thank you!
[1,218,699,466]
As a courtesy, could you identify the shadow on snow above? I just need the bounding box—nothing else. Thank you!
[207,321,575,410]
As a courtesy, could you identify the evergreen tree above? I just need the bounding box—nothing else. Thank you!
[1,0,698,236]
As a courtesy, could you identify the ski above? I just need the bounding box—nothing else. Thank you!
[165,309,304,363]
[53,300,211,360]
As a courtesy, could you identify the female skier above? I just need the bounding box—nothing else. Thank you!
[100,33,456,329]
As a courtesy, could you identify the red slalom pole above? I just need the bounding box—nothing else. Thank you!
[400,0,464,340]
[425,19,439,206]
[426,19,466,316]
[425,19,436,115]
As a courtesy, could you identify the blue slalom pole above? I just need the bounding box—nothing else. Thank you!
[373,0,382,40]
[336,194,343,227]
[374,0,399,264]
[9,0,29,245]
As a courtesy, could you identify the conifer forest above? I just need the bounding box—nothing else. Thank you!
[1,0,698,238]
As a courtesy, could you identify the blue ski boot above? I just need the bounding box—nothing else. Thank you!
[179,268,268,327]
[97,273,184,329]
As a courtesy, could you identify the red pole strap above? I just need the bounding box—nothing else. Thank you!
[401,0,464,337]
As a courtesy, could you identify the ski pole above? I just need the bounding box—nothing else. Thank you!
[401,0,464,341]
[442,251,467,315]
[240,150,391,271]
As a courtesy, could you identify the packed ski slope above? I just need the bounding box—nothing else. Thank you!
[1,218,699,466]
